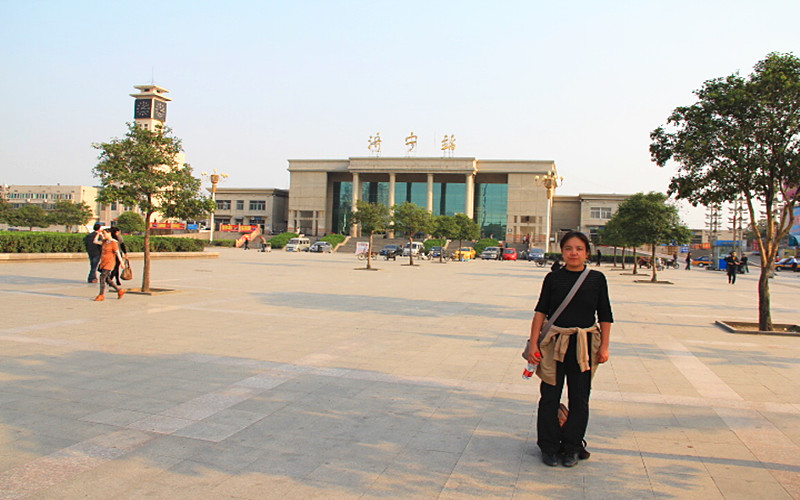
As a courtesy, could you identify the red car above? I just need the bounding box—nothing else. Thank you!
[502,248,518,261]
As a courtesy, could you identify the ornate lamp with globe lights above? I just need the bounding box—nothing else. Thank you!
[534,171,563,253]
[201,169,228,243]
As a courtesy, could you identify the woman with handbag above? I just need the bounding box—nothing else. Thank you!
[528,231,613,467]
[93,229,126,301]
[109,227,129,286]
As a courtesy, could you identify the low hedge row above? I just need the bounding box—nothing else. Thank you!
[320,233,346,248]
[267,232,298,249]
[0,231,205,253]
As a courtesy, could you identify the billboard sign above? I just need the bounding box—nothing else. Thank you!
[150,222,186,230]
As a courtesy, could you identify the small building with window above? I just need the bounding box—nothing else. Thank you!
[210,187,288,234]
[551,193,631,244]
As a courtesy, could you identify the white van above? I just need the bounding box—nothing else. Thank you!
[402,241,425,256]
[285,237,311,252]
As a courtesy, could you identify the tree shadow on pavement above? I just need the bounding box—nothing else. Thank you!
[253,291,532,320]
[0,350,796,498]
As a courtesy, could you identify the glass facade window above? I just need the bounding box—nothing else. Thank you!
[360,182,391,206]
[394,182,427,208]
[236,200,244,210]
[432,182,466,216]
[332,182,353,234]
[216,200,231,210]
[474,183,508,238]
[249,200,266,211]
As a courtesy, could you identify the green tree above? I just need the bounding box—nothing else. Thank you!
[599,216,626,268]
[115,211,146,234]
[93,123,216,292]
[350,200,391,270]
[452,213,480,254]
[391,202,433,265]
[47,200,93,232]
[8,204,50,231]
[650,52,800,329]
[430,215,459,262]
[614,192,692,282]
[0,198,11,225]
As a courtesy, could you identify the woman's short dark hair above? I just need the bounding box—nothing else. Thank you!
[559,231,591,251]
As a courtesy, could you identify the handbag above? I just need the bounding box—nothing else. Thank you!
[120,259,133,280]
[522,266,591,360]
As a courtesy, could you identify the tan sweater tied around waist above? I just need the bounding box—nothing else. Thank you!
[536,324,601,386]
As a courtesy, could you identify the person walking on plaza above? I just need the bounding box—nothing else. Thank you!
[527,231,613,468]
[596,248,602,266]
[93,228,125,301]
[725,252,740,284]
[108,227,128,287]
[84,223,102,283]
[741,254,749,273]
[685,251,692,270]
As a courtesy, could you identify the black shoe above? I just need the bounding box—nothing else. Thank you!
[541,451,559,467]
[562,451,580,467]
[578,439,591,460]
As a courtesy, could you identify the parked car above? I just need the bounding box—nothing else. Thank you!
[775,257,799,271]
[454,247,477,260]
[691,255,712,267]
[308,241,333,253]
[428,246,445,258]
[481,246,501,260]
[285,237,311,252]
[379,244,403,260]
[402,241,425,256]
[502,248,518,261]
[527,247,545,264]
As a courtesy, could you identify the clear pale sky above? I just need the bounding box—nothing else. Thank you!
[3,0,799,227]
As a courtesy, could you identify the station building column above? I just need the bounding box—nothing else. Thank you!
[426,173,434,213]
[465,173,475,218]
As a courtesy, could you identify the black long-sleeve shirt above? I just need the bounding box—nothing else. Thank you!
[534,267,613,328]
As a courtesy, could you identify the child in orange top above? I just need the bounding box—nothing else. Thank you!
[92,229,125,301]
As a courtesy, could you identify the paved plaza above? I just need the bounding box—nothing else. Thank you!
[0,248,799,499]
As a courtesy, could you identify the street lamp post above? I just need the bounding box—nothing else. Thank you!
[201,170,228,243]
[534,171,563,253]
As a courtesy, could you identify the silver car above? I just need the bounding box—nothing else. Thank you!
[481,247,500,260]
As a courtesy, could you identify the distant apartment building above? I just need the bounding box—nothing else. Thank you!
[2,184,100,231]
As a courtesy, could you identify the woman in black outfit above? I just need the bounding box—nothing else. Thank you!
[527,231,613,468]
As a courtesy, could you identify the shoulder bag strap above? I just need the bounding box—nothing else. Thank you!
[539,266,591,347]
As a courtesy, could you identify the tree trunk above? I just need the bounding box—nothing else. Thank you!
[621,247,626,270]
[758,265,772,331]
[613,247,618,268]
[632,250,638,275]
[757,235,775,331]
[408,236,415,266]
[366,232,373,270]
[143,210,152,293]
[651,245,658,282]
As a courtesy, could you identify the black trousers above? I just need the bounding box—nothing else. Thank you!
[537,332,592,455]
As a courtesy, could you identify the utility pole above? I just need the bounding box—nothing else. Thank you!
[706,204,722,269]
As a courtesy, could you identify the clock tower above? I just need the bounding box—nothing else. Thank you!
[130,84,172,130]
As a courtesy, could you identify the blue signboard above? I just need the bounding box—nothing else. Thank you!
[791,207,800,247]
[187,223,199,230]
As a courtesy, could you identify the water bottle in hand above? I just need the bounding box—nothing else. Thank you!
[522,351,542,380]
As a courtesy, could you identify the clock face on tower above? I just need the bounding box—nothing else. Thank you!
[153,100,167,121]
[134,99,152,119]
